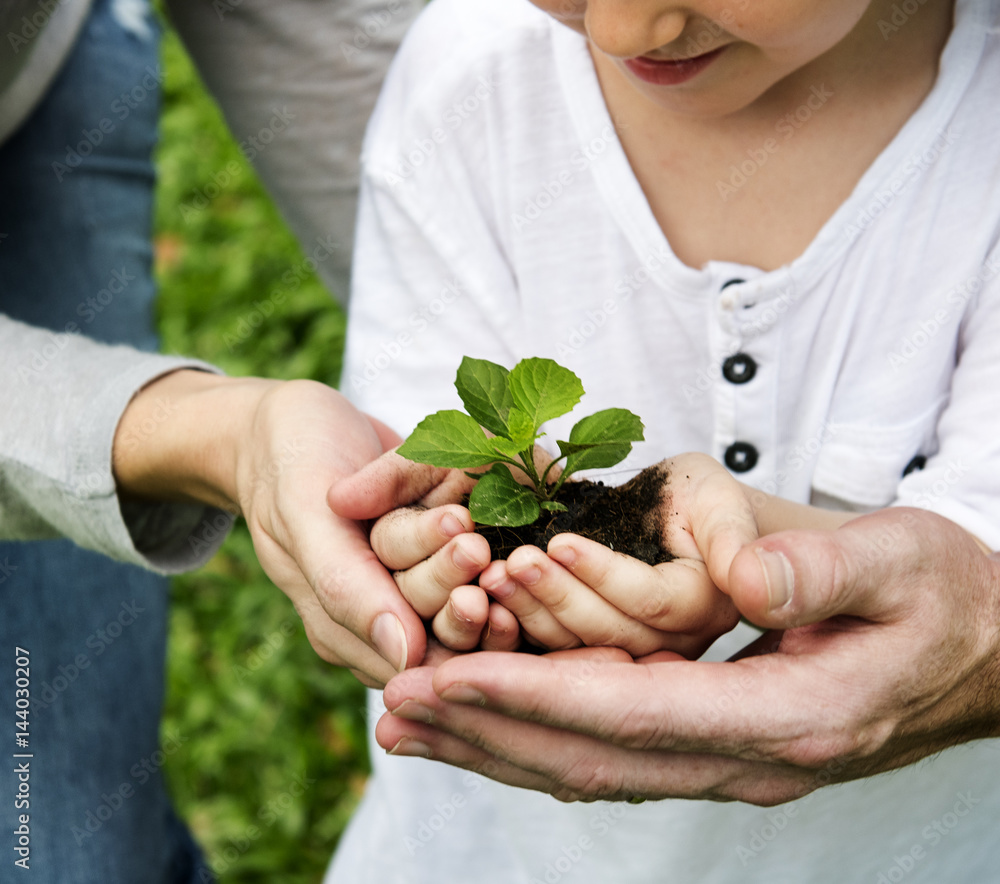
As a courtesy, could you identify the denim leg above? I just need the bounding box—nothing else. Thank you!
[0,0,209,880]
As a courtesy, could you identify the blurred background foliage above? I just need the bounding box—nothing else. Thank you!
[154,19,369,884]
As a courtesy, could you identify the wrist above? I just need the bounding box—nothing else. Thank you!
[740,483,855,536]
[113,369,277,514]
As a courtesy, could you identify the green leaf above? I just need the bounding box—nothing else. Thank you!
[509,358,583,428]
[506,407,537,450]
[559,408,645,476]
[539,500,568,513]
[486,408,538,462]
[469,465,541,527]
[397,410,498,468]
[488,437,525,460]
[454,357,513,436]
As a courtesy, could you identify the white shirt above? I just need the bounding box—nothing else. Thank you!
[331,0,1000,881]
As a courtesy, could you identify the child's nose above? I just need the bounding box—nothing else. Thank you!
[584,0,689,59]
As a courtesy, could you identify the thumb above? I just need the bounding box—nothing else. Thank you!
[727,517,915,630]
[328,449,449,520]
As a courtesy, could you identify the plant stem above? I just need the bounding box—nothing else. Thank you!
[547,469,571,500]
[517,449,544,494]
[539,456,567,496]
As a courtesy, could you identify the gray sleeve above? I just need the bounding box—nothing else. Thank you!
[165,0,422,303]
[0,315,234,574]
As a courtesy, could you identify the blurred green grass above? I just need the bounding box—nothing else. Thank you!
[154,22,369,884]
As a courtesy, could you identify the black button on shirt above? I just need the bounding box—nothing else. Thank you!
[721,278,746,290]
[725,442,759,473]
[722,353,757,384]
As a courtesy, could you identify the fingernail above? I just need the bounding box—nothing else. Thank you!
[452,541,480,570]
[440,512,465,538]
[481,575,515,600]
[448,596,476,625]
[440,683,486,706]
[756,548,794,611]
[511,565,540,586]
[392,699,435,723]
[388,737,433,758]
[548,545,577,568]
[372,613,408,673]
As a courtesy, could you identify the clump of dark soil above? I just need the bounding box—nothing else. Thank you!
[472,463,674,565]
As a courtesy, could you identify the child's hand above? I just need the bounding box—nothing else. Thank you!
[342,445,564,653]
[369,502,522,652]
[478,453,758,658]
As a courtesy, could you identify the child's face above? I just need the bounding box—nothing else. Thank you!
[531,0,877,117]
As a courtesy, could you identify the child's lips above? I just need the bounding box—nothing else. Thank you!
[624,46,727,86]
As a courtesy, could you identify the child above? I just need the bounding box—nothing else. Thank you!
[329,0,1000,881]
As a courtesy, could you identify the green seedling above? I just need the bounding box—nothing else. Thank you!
[397,356,644,527]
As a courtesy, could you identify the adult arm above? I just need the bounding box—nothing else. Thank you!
[0,314,232,571]
[165,0,422,302]
[0,315,428,686]
[112,367,435,686]
[375,506,1000,805]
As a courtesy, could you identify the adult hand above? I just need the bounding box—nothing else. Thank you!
[375,507,1000,805]
[113,370,427,687]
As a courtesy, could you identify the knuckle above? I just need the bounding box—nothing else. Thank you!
[777,726,866,773]
[312,561,363,621]
[711,601,742,635]
[371,505,427,564]
[574,546,622,592]
[601,699,665,751]
[560,759,627,800]
[629,587,677,629]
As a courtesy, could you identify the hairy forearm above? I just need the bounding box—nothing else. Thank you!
[112,369,277,513]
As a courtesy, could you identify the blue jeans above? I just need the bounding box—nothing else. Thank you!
[0,1,210,880]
